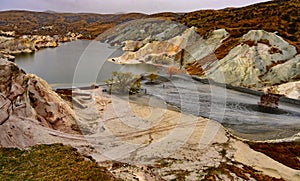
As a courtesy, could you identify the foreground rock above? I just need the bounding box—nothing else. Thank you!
[0,58,79,147]
[267,80,300,100]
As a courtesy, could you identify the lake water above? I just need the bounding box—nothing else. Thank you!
[15,40,158,88]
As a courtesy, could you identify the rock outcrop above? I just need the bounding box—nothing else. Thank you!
[0,58,78,138]
[105,26,299,98]
[267,80,300,100]
[0,35,36,56]
[206,30,299,89]
[59,32,83,42]
[97,18,188,46]
[107,25,229,67]
[0,34,59,60]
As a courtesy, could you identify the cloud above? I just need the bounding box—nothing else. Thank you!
[0,0,270,14]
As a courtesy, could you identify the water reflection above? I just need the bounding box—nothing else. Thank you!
[15,40,158,88]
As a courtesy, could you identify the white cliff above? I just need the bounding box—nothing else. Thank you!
[206,30,299,89]
[108,27,229,67]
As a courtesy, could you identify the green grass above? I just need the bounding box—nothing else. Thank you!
[0,143,116,180]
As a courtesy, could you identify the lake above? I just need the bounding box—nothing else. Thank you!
[15,40,158,88]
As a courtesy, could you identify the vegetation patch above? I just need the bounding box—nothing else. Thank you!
[105,71,142,94]
[177,0,300,53]
[0,143,116,180]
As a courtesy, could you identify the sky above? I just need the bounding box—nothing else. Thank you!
[0,0,270,14]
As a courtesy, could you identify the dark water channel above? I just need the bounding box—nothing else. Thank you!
[142,75,300,140]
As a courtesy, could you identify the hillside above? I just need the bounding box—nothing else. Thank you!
[176,0,299,53]
[0,11,179,39]
[0,0,299,51]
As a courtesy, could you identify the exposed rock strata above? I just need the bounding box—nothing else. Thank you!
[97,18,188,46]
[0,30,82,60]
[267,80,300,100]
[207,30,299,89]
[104,26,299,99]
[0,58,78,141]
[107,26,228,67]
[0,34,59,60]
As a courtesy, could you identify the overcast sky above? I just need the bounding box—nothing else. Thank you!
[0,0,270,14]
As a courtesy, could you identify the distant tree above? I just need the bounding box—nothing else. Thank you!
[105,71,141,94]
[147,73,158,83]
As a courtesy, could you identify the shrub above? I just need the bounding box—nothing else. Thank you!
[147,73,159,83]
[105,71,141,94]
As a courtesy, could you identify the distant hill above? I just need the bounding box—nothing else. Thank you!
[0,11,149,39]
[176,0,299,52]
[0,0,298,51]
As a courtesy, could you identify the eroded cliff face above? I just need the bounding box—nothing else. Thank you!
[0,58,79,147]
[207,30,299,89]
[104,25,300,98]
[107,26,229,67]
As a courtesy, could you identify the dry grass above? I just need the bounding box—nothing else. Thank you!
[177,0,300,53]
[0,143,118,180]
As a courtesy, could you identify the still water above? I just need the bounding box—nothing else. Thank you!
[15,40,158,88]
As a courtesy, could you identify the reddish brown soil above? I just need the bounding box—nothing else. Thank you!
[204,162,285,181]
[248,141,300,170]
